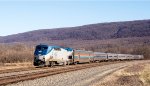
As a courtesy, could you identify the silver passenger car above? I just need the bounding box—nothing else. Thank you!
[74,50,94,63]
[93,52,108,62]
[117,54,127,60]
[107,53,118,60]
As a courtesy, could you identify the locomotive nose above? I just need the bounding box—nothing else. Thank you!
[38,55,45,61]
[34,55,45,66]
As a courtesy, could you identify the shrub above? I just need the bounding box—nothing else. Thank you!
[0,44,34,63]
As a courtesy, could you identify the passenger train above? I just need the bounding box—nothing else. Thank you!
[33,44,144,67]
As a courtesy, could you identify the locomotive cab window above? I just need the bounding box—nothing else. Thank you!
[36,46,48,50]
[54,48,61,51]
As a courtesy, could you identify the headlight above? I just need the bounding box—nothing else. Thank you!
[38,56,45,60]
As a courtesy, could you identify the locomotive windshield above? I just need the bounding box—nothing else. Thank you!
[34,45,49,55]
[36,46,48,50]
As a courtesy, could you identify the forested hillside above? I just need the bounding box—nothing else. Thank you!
[0,19,150,43]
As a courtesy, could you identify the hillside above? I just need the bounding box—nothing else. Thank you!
[0,19,150,43]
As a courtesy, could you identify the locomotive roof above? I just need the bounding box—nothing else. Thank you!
[36,44,73,51]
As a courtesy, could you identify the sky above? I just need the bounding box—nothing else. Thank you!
[0,0,150,36]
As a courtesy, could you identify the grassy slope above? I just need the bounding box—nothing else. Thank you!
[93,61,150,86]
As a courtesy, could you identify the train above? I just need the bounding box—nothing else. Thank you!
[33,44,144,67]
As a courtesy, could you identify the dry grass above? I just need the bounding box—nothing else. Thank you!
[0,62,32,70]
[93,61,150,86]
[0,43,34,64]
[92,69,143,86]
[140,63,150,86]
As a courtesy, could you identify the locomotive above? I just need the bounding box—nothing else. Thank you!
[33,44,73,67]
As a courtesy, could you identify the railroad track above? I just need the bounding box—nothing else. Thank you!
[0,61,132,85]
[0,66,50,74]
[0,62,117,85]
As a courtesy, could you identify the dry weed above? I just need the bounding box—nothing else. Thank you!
[140,64,150,86]
[0,44,34,64]
[93,62,150,86]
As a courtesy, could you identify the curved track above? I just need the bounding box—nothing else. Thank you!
[0,60,144,85]
[0,61,125,85]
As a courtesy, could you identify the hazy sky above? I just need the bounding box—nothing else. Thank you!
[0,0,150,36]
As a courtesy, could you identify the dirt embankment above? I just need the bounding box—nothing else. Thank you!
[93,61,150,86]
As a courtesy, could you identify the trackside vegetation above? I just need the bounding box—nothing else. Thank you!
[0,42,149,64]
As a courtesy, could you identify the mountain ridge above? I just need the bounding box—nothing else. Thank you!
[0,19,150,43]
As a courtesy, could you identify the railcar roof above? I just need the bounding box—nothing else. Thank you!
[94,52,106,54]
[75,50,92,52]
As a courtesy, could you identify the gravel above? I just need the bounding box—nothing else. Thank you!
[6,63,127,86]
[6,61,147,86]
